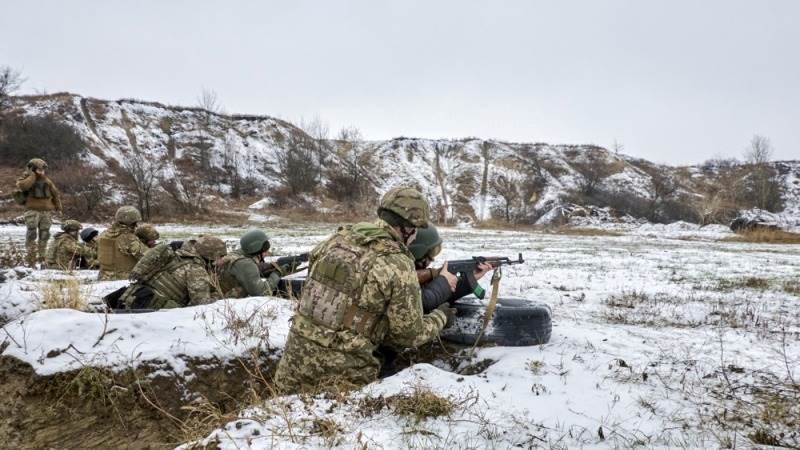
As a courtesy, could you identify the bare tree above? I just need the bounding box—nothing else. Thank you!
[196,88,221,115]
[0,66,25,112]
[490,175,520,223]
[645,172,678,221]
[121,148,165,220]
[743,134,782,211]
[573,151,615,195]
[326,126,378,205]
[300,115,332,166]
[273,132,321,196]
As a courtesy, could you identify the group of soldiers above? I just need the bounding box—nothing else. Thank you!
[15,158,494,393]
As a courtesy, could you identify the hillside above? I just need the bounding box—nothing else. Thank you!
[4,93,799,227]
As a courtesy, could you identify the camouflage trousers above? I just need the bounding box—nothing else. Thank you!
[273,331,379,394]
[23,210,52,266]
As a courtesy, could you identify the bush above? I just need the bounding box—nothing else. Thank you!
[0,115,86,166]
[48,163,109,220]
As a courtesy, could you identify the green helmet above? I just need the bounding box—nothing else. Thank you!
[240,229,270,256]
[135,224,160,243]
[61,220,83,232]
[27,158,48,170]
[195,236,228,260]
[408,224,443,261]
[377,186,430,228]
[115,206,142,225]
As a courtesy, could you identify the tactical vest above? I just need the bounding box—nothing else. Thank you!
[217,253,250,298]
[98,231,138,276]
[147,253,205,308]
[297,230,402,341]
[31,179,52,199]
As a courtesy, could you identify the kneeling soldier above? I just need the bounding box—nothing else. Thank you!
[216,229,283,298]
[45,220,96,270]
[97,206,149,280]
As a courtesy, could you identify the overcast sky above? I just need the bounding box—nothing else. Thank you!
[2,0,798,164]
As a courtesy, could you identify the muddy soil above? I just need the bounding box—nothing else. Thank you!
[0,353,278,450]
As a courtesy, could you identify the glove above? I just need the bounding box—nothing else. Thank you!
[435,303,457,329]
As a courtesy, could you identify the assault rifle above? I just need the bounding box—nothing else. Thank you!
[417,253,525,284]
[257,253,309,278]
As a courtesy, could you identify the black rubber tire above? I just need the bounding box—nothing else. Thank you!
[440,297,552,347]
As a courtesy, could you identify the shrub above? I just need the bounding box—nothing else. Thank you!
[0,114,86,166]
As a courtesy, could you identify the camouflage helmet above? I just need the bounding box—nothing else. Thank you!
[377,186,430,228]
[80,227,99,243]
[115,206,142,225]
[195,236,227,260]
[240,229,270,256]
[60,220,83,232]
[408,224,443,261]
[135,223,160,243]
[27,158,48,170]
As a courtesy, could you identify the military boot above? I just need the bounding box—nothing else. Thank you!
[25,243,38,268]
[37,241,49,267]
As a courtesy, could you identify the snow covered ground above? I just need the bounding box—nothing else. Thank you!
[1,222,799,449]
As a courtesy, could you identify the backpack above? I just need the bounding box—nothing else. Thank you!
[129,243,178,282]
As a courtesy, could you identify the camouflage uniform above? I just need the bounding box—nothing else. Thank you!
[217,250,281,298]
[15,159,62,266]
[120,238,226,309]
[45,221,96,270]
[97,223,149,280]
[274,219,447,393]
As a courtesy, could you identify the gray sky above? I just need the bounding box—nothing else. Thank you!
[2,0,798,164]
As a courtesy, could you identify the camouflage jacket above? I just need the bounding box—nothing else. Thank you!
[97,223,149,281]
[15,172,62,211]
[216,251,280,298]
[275,219,446,392]
[45,232,96,270]
[142,242,219,309]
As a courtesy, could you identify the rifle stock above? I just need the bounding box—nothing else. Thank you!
[258,253,309,277]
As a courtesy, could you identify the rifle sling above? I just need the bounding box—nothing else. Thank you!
[473,266,502,349]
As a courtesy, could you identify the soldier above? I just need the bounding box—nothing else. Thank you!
[274,187,455,393]
[79,227,99,269]
[44,220,96,270]
[96,206,149,280]
[15,158,62,267]
[117,236,228,309]
[135,223,161,248]
[216,229,283,298]
[409,225,492,312]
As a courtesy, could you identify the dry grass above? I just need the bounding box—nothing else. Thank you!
[40,278,85,310]
[724,228,800,244]
[783,280,800,295]
[548,227,623,237]
[358,386,457,423]
[715,277,771,291]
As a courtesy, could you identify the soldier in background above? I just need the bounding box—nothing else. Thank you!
[116,236,228,310]
[135,223,161,248]
[79,227,99,269]
[274,187,455,393]
[216,229,283,298]
[15,158,62,267]
[97,206,148,280]
[45,220,96,270]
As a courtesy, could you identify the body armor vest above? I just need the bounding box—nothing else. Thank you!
[297,230,402,341]
[217,253,249,297]
[147,255,202,308]
[31,179,52,199]
[98,231,138,276]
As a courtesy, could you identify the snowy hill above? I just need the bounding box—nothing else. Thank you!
[6,93,800,225]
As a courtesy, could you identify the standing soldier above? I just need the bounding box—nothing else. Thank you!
[274,187,455,393]
[97,206,148,280]
[216,229,283,298]
[15,158,62,267]
[135,223,161,248]
[45,220,96,270]
[116,236,227,309]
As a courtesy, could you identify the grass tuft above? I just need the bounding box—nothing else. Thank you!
[40,278,85,310]
[725,228,800,244]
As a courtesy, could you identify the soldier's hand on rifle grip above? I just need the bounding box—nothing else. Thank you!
[440,261,457,292]
[474,262,492,280]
